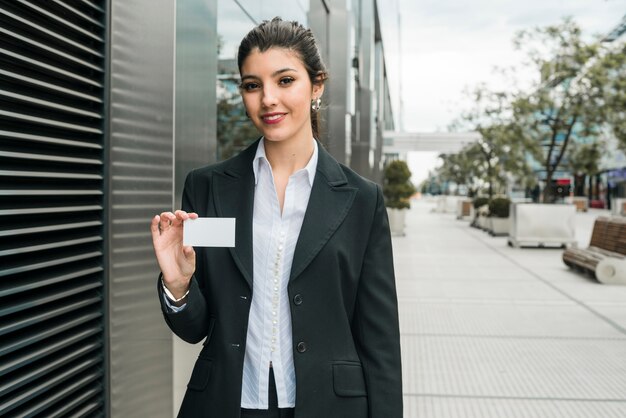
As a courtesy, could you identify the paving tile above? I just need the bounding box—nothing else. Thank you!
[401,335,626,400]
[396,279,568,303]
[399,303,624,339]
[393,201,626,418]
[404,396,626,418]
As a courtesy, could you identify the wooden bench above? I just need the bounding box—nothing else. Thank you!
[563,216,626,284]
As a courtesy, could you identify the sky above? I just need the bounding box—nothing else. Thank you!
[381,0,626,184]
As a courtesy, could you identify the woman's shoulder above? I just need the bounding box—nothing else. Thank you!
[336,162,380,194]
[186,139,261,182]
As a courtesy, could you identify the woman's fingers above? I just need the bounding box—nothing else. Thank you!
[153,210,199,238]
[150,215,161,241]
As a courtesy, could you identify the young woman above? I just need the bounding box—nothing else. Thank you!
[151,17,402,418]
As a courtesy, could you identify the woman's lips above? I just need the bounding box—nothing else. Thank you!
[262,113,287,124]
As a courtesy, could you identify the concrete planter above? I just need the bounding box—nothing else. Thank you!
[456,199,472,220]
[611,198,626,216]
[387,208,407,236]
[436,196,460,214]
[570,196,588,212]
[508,203,576,248]
[476,215,489,230]
[488,217,511,236]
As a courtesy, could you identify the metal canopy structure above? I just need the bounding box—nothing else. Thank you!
[382,131,481,156]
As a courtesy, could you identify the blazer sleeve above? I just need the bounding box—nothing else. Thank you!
[353,184,403,418]
[156,169,210,344]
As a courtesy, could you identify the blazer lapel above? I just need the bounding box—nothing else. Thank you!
[290,143,357,282]
[212,141,259,289]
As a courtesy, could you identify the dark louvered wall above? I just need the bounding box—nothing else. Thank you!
[0,0,106,416]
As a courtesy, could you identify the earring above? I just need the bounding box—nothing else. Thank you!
[311,98,321,112]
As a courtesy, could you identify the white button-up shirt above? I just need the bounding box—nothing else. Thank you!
[241,138,317,408]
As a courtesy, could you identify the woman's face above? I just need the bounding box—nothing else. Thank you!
[240,47,323,145]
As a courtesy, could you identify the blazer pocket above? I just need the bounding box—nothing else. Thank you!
[187,357,212,391]
[332,361,367,397]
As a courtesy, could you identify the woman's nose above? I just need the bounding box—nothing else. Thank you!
[261,85,278,107]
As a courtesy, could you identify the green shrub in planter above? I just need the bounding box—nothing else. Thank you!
[383,160,416,209]
[488,197,511,218]
[472,197,490,210]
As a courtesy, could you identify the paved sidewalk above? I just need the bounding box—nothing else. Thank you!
[394,200,626,418]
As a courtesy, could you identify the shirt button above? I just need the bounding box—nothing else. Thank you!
[293,294,303,305]
[296,341,307,353]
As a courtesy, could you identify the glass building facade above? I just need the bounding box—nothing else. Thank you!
[0,0,398,416]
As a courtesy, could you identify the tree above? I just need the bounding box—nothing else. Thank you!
[438,149,476,196]
[511,18,624,202]
[600,41,626,153]
[438,143,487,197]
[450,85,538,199]
[383,160,416,209]
[565,141,605,196]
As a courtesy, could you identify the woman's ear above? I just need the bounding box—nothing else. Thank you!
[312,82,324,100]
[312,71,327,98]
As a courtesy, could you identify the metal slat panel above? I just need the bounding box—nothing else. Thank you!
[0,282,102,317]
[0,130,102,149]
[46,388,103,418]
[0,235,102,256]
[1,69,103,102]
[0,110,103,133]
[0,0,106,415]
[0,205,102,216]
[0,150,101,164]
[0,297,101,336]
[0,317,102,360]
[0,8,103,57]
[108,1,176,415]
[0,48,102,87]
[0,340,101,397]
[0,266,102,297]
[1,370,102,416]
[0,252,101,276]
[0,90,102,118]
[0,221,102,237]
[0,27,103,72]
[14,0,104,40]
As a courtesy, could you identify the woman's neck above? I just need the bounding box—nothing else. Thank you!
[264,136,315,176]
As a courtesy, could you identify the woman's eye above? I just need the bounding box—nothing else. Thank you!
[279,77,294,86]
[242,82,259,91]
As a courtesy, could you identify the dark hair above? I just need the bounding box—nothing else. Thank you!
[237,17,328,139]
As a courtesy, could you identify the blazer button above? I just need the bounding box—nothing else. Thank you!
[293,294,303,305]
[296,341,307,353]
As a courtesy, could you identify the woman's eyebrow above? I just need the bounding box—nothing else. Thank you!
[241,68,298,81]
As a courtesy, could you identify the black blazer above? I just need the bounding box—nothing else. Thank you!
[158,139,402,418]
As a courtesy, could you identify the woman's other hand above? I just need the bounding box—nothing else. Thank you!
[150,210,199,299]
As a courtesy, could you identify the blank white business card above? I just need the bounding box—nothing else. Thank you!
[183,217,236,247]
